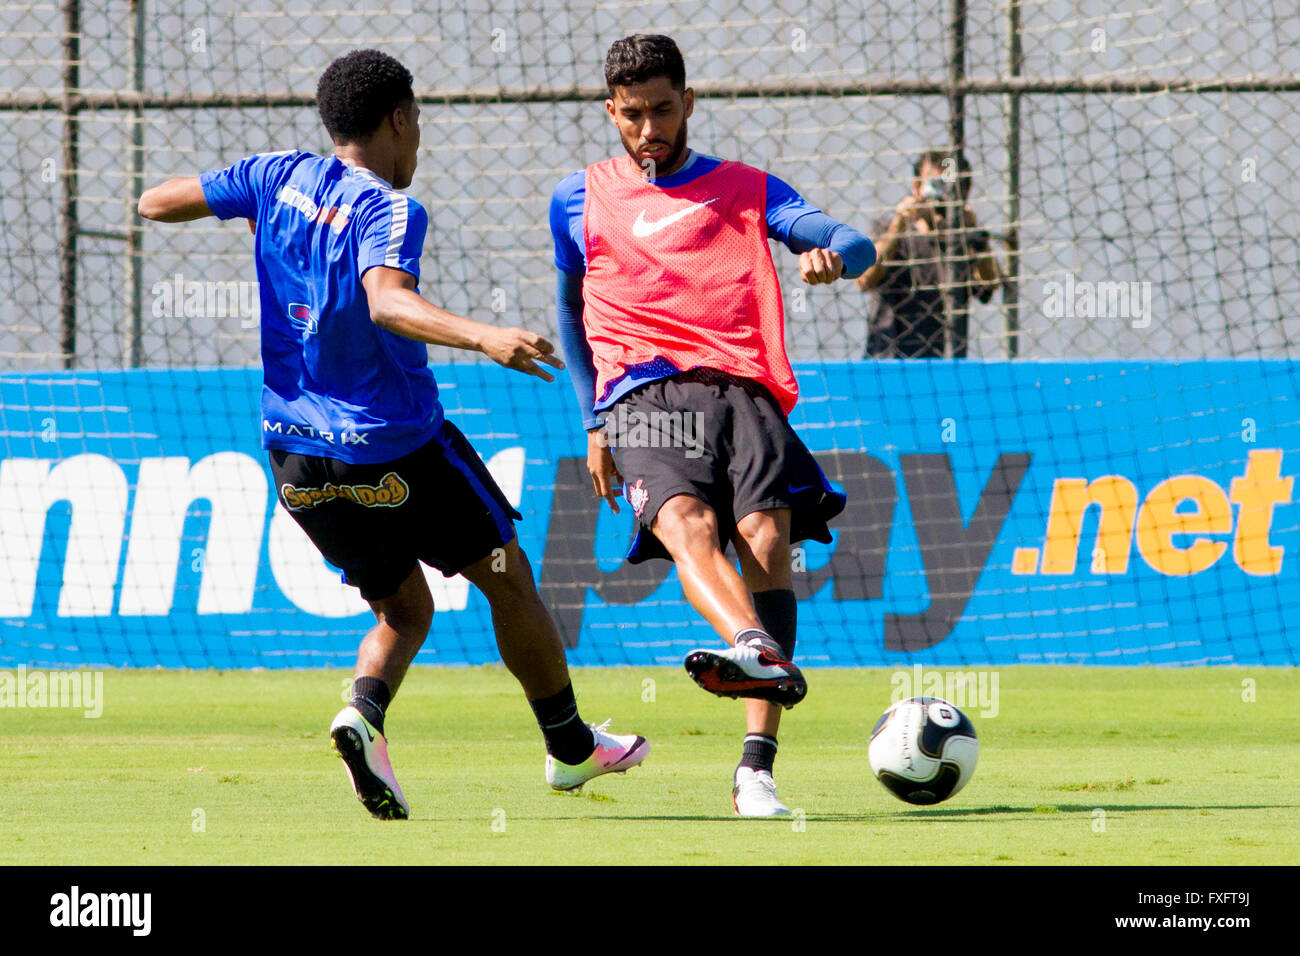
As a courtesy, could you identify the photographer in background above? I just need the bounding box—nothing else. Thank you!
[857,150,1001,357]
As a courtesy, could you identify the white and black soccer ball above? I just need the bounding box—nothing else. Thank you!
[868,696,978,805]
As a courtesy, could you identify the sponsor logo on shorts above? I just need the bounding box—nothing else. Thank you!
[626,478,649,517]
[280,472,410,511]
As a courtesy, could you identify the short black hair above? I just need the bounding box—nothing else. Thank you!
[913,149,973,198]
[604,34,686,95]
[317,49,414,142]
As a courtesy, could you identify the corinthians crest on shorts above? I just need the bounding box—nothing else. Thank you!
[625,478,649,517]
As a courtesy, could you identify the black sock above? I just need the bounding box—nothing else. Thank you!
[752,589,797,660]
[350,676,392,735]
[529,683,596,765]
[738,734,778,774]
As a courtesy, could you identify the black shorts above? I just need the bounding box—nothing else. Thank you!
[606,368,846,563]
[269,419,521,601]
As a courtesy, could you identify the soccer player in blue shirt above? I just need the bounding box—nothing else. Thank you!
[138,49,647,820]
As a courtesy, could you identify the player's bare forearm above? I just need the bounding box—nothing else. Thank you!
[367,283,486,351]
[137,177,213,222]
[364,267,563,381]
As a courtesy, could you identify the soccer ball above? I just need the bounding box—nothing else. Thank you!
[868,696,979,805]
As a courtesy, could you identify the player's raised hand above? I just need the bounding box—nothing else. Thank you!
[481,327,565,382]
[587,428,623,513]
[799,248,844,285]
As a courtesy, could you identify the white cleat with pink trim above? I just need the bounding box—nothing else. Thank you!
[546,720,650,792]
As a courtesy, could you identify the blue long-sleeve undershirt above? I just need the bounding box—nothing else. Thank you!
[556,270,599,429]
[789,210,876,278]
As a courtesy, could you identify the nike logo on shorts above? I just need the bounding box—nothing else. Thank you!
[632,198,718,237]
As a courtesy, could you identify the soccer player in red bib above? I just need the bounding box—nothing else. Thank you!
[551,35,875,816]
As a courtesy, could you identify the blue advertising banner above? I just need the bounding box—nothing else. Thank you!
[1,360,1296,669]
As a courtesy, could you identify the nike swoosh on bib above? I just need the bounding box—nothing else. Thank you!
[632,198,718,237]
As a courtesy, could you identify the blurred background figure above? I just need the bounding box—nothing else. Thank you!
[858,149,1002,357]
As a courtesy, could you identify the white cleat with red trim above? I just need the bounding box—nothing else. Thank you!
[684,640,808,709]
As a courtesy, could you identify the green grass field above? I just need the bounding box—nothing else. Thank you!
[1,666,1296,865]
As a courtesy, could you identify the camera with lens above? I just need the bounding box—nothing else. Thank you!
[920,177,952,202]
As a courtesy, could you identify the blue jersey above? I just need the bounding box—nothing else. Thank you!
[200,150,442,464]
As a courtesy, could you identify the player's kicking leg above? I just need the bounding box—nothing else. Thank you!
[651,496,806,709]
[606,372,840,817]
[652,501,799,816]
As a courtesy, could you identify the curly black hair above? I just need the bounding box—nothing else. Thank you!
[316,49,414,142]
[604,34,685,95]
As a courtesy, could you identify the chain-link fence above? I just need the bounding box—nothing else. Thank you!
[2,1,1298,370]
[2,2,1299,671]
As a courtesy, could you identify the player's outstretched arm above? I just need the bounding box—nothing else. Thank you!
[363,266,564,382]
[137,177,213,222]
